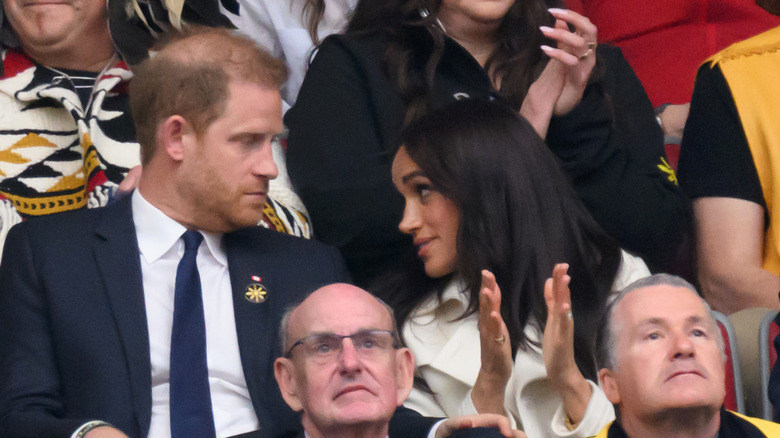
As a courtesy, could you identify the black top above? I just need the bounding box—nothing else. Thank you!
[286,28,688,285]
[678,63,766,212]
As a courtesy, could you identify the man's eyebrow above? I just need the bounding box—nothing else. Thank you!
[687,314,719,332]
[401,170,426,185]
[305,327,393,336]
[687,315,706,324]
[636,315,710,329]
[637,317,666,328]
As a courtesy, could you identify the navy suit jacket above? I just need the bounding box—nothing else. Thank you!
[0,196,351,438]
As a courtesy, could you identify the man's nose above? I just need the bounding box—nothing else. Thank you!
[338,338,362,372]
[672,332,695,359]
[252,141,279,180]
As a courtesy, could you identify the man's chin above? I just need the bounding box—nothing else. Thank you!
[233,209,265,228]
[305,408,390,438]
[663,382,724,409]
[330,402,391,425]
[652,398,722,420]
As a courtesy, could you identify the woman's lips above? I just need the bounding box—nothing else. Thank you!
[414,238,432,258]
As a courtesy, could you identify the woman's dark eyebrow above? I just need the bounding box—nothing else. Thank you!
[402,170,426,185]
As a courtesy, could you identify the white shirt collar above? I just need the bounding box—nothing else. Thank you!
[132,190,227,266]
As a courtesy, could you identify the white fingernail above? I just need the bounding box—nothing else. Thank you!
[540,45,554,52]
[548,8,567,14]
[539,26,553,33]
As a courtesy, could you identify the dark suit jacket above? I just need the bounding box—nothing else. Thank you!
[0,196,351,438]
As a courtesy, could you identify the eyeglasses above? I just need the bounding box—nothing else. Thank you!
[284,329,398,364]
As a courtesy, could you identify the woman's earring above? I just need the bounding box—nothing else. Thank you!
[418,7,447,33]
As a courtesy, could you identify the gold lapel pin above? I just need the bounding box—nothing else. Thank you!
[244,276,268,303]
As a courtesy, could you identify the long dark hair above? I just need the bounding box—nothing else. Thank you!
[299,0,327,45]
[373,100,620,380]
[346,0,559,123]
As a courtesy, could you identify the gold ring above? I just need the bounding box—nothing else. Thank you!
[578,48,592,61]
[587,41,596,50]
[495,334,506,345]
[566,311,573,320]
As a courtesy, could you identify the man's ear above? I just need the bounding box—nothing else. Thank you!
[159,115,193,162]
[394,348,416,405]
[274,357,304,412]
[599,368,621,404]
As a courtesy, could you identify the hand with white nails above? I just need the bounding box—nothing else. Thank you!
[472,270,513,415]
[520,8,598,138]
[542,263,592,429]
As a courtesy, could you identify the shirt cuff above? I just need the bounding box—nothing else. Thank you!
[550,380,615,437]
[71,420,113,438]
[428,419,447,438]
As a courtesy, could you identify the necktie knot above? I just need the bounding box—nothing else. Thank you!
[182,230,203,253]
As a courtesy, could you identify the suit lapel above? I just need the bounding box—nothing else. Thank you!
[225,230,274,422]
[225,228,305,437]
[93,196,152,437]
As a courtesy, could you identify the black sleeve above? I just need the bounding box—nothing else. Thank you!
[285,35,410,288]
[388,406,506,438]
[0,224,89,437]
[546,45,690,271]
[677,63,765,209]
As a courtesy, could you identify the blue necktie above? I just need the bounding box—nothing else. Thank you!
[170,231,217,438]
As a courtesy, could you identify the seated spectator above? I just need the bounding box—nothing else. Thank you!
[274,283,525,438]
[0,28,530,438]
[285,0,687,287]
[595,274,780,437]
[0,0,309,262]
[677,5,780,313]
[569,0,780,166]
[0,0,137,258]
[0,26,352,438]
[220,0,356,112]
[374,100,649,438]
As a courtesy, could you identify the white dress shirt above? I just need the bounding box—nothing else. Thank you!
[133,191,259,438]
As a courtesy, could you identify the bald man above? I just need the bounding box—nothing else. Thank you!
[274,283,525,438]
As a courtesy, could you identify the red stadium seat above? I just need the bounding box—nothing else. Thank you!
[759,310,779,420]
[713,311,745,413]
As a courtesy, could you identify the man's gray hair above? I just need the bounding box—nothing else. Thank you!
[595,274,725,371]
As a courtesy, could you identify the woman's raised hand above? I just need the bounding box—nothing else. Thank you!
[540,9,598,116]
[520,9,598,138]
[472,270,513,415]
[542,263,592,427]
